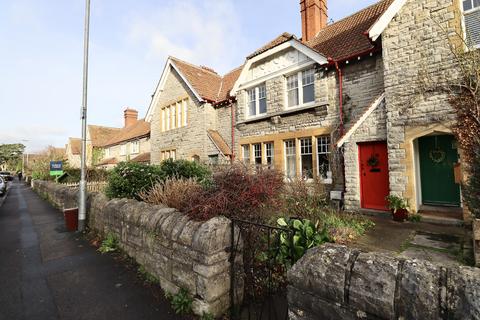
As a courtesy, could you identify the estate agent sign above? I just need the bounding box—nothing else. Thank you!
[49,161,63,176]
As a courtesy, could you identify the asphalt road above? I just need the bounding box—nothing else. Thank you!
[0,182,185,320]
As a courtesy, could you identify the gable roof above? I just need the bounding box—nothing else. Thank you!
[207,129,232,156]
[247,32,296,59]
[88,125,121,147]
[146,57,242,121]
[306,0,395,61]
[68,138,81,155]
[102,120,150,147]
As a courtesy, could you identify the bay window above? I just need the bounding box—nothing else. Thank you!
[161,98,188,132]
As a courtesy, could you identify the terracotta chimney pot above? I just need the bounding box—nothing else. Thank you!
[124,108,138,128]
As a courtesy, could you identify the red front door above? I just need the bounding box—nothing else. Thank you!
[359,141,390,211]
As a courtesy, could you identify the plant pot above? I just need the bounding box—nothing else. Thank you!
[473,218,480,267]
[63,207,78,232]
[392,208,409,222]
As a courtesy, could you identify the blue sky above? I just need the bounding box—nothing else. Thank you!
[0,0,378,152]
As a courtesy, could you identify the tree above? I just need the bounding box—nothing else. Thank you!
[0,144,25,170]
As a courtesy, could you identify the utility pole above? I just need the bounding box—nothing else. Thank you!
[79,0,91,232]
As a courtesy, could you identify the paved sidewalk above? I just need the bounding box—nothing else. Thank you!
[0,182,186,320]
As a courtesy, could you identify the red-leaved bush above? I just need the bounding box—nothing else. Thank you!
[187,164,284,221]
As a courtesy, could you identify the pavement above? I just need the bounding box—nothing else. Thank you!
[0,182,188,320]
[351,215,474,267]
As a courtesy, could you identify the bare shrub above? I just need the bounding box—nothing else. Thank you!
[188,164,285,222]
[139,178,204,212]
[282,176,328,220]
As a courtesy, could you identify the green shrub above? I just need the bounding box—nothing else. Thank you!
[165,288,193,315]
[105,162,165,200]
[60,168,109,183]
[275,217,330,266]
[159,159,211,183]
[464,145,480,219]
[98,233,118,253]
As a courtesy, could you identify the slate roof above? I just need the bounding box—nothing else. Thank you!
[88,125,122,147]
[68,138,81,155]
[102,120,150,147]
[306,0,394,61]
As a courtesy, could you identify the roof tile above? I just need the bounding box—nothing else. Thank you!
[103,120,150,147]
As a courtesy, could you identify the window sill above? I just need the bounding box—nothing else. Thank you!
[238,102,328,125]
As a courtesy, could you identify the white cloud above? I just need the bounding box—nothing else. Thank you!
[127,0,247,74]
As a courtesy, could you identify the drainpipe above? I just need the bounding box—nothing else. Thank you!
[230,100,236,163]
[328,57,347,194]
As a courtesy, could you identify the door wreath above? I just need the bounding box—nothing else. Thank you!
[429,148,446,164]
[367,154,379,167]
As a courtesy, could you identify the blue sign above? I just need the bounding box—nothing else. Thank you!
[50,161,63,176]
[50,161,63,171]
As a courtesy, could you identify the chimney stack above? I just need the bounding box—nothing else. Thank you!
[124,108,138,128]
[300,0,328,42]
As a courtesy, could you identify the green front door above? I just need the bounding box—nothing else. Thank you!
[418,135,460,206]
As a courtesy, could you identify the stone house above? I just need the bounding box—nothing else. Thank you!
[65,137,81,168]
[146,57,241,165]
[97,109,151,169]
[146,0,475,221]
[86,124,121,167]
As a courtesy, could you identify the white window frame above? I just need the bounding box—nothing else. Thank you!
[462,0,480,49]
[246,83,267,118]
[284,139,297,179]
[131,141,140,154]
[317,135,332,183]
[285,68,316,109]
[264,142,274,169]
[242,144,250,165]
[120,144,127,156]
[299,138,313,180]
[105,148,110,158]
[253,143,262,167]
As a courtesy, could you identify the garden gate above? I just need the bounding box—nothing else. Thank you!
[229,218,294,320]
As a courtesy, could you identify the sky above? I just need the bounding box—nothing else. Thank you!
[0,0,378,153]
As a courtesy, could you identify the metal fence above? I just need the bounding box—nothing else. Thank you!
[229,218,294,320]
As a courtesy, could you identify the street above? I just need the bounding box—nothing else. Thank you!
[0,182,184,320]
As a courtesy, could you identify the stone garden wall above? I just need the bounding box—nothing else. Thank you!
[288,244,480,320]
[32,180,238,317]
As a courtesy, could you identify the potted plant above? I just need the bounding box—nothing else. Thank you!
[385,195,409,222]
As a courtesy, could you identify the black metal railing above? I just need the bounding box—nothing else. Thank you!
[229,218,294,320]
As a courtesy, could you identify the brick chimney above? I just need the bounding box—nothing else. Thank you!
[300,0,328,42]
[124,108,138,128]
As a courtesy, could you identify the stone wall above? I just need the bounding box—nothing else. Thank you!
[288,244,480,320]
[32,180,238,317]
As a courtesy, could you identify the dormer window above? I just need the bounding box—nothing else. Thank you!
[247,83,267,117]
[463,0,480,47]
[286,68,316,108]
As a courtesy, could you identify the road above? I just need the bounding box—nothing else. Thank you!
[0,182,185,320]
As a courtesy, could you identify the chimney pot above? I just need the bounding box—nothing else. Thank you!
[124,108,138,128]
[300,0,328,42]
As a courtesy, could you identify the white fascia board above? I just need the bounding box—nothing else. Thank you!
[368,0,407,41]
[230,39,327,96]
[337,93,385,147]
[145,58,203,122]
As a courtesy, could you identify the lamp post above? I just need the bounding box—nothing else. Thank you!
[79,0,91,232]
